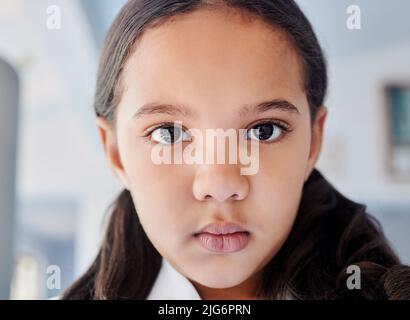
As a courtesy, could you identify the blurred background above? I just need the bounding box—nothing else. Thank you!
[0,0,409,299]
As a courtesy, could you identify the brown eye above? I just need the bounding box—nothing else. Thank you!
[246,123,283,142]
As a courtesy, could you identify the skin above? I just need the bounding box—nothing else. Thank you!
[96,7,327,300]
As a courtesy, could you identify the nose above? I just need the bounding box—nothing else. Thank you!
[192,165,249,202]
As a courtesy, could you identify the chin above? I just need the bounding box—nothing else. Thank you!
[193,271,250,289]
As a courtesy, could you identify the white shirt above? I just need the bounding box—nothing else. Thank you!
[147,258,201,299]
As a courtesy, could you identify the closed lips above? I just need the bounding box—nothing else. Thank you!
[194,231,250,253]
[194,222,251,253]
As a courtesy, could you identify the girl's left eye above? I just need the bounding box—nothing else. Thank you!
[246,122,289,142]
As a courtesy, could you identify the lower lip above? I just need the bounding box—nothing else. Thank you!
[194,231,250,253]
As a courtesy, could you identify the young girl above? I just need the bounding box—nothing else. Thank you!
[62,0,410,300]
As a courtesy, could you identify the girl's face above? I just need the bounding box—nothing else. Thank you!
[97,8,326,294]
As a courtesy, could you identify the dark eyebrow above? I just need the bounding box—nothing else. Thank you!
[133,103,196,119]
[133,99,300,119]
[238,99,300,117]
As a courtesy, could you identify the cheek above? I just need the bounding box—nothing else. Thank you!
[259,125,311,187]
[122,144,195,243]
[249,130,311,241]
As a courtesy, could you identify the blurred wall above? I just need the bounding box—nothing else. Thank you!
[0,58,19,299]
[0,0,120,296]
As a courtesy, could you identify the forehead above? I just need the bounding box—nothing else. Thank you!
[121,7,305,115]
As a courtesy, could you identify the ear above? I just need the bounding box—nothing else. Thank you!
[304,106,328,182]
[96,117,130,190]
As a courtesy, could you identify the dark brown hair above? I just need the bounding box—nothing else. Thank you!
[62,0,410,299]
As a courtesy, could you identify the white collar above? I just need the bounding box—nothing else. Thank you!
[147,258,202,300]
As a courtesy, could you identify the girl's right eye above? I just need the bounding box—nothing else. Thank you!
[149,125,192,145]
